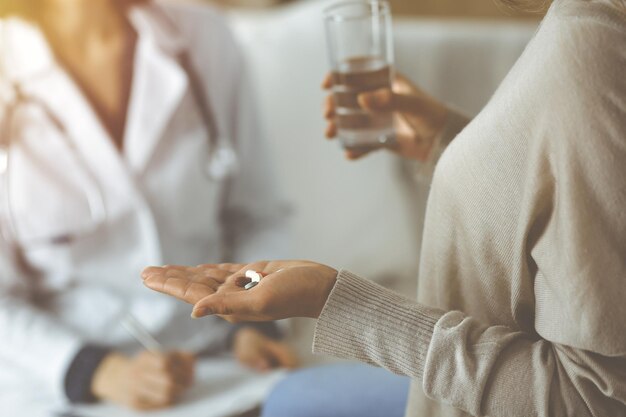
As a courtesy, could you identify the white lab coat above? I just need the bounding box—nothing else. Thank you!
[0,0,288,405]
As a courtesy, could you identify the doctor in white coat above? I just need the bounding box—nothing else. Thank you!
[0,0,295,412]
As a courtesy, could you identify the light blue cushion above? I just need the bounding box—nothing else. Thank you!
[262,363,410,417]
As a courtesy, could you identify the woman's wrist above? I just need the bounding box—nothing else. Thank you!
[309,266,338,319]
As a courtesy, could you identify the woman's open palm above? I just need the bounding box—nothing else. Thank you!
[142,261,338,322]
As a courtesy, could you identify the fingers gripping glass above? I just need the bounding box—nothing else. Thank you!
[324,0,396,152]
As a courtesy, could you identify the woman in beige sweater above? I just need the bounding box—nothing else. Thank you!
[142,0,626,415]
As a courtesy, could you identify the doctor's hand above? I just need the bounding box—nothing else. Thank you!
[232,327,299,371]
[91,350,195,410]
[323,73,449,161]
[141,261,338,322]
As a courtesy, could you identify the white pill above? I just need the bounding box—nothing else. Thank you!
[245,270,262,282]
[244,281,259,290]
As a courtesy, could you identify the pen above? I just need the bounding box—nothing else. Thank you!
[120,314,163,352]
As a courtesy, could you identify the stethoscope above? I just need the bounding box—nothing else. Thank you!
[0,12,239,246]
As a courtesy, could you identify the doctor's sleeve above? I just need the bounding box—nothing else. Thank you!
[0,235,91,401]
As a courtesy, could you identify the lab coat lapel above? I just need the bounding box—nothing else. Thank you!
[3,19,135,214]
[123,6,189,174]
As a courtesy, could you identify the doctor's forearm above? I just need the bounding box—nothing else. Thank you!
[0,296,85,398]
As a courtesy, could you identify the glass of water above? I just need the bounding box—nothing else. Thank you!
[324,0,395,152]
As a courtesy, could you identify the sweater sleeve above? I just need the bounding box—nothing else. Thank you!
[314,270,626,417]
[313,270,443,378]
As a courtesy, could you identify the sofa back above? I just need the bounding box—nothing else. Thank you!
[230,1,537,294]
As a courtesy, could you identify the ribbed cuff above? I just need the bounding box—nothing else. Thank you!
[64,345,111,403]
[313,270,444,380]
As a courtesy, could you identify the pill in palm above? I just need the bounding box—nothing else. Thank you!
[245,270,262,282]
[244,281,259,290]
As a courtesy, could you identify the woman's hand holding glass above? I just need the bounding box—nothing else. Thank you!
[323,73,450,161]
[141,261,338,322]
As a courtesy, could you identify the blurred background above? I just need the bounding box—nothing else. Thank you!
[193,0,541,365]
[0,2,542,312]
[0,0,542,414]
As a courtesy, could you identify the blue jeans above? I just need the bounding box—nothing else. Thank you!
[261,363,410,417]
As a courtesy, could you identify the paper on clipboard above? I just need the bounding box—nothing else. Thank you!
[71,356,286,417]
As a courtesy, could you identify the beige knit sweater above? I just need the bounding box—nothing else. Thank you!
[313,1,626,416]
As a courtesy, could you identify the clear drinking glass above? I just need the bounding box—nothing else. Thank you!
[324,0,395,152]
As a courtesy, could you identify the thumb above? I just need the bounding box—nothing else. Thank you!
[358,88,431,116]
[191,292,252,319]
[357,88,393,112]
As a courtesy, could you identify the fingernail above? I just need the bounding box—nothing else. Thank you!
[191,308,206,318]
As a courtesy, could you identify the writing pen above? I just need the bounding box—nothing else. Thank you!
[120,313,163,352]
